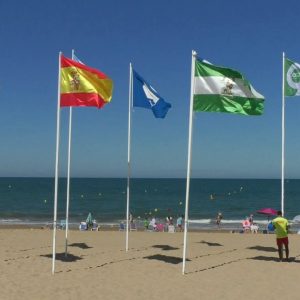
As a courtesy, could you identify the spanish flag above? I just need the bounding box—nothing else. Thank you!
[60,55,113,108]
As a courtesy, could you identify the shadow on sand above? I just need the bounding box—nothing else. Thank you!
[248,256,299,263]
[41,252,83,262]
[68,243,93,249]
[247,245,277,252]
[144,254,190,264]
[198,240,223,247]
[152,245,179,251]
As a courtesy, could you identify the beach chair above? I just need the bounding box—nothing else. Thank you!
[79,222,87,231]
[45,222,53,229]
[58,220,66,230]
[242,219,251,233]
[119,223,126,231]
[250,224,259,233]
[155,223,164,232]
[168,225,175,233]
[91,221,99,231]
[147,224,155,232]
[130,223,137,231]
[144,219,150,231]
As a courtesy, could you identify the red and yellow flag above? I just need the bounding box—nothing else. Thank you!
[60,55,113,108]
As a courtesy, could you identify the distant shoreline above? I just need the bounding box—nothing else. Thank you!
[0,223,298,234]
[1,176,300,179]
[0,224,238,233]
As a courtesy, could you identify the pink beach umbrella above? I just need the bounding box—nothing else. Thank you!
[257,208,277,215]
[257,208,278,221]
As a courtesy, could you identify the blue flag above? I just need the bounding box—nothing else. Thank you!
[132,69,171,118]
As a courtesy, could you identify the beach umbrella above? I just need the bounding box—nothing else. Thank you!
[257,208,277,222]
[257,208,277,216]
[292,215,300,223]
[86,212,93,226]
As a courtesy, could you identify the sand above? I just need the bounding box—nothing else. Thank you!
[1,228,299,300]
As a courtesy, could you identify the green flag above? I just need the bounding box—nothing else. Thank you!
[285,58,300,96]
[193,59,264,116]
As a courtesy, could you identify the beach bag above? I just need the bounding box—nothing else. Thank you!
[268,222,275,231]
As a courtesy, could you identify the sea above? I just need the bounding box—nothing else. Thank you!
[1,178,300,231]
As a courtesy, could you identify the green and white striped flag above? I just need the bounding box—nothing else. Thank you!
[285,57,300,96]
[193,59,265,115]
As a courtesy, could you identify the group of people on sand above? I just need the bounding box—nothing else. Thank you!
[217,212,258,232]
[142,214,184,232]
[242,214,259,233]
[216,210,290,262]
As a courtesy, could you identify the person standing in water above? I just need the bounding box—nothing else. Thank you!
[216,212,223,228]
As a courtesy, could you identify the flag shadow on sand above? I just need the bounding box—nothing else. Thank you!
[248,256,299,263]
[144,254,191,264]
[198,240,223,247]
[41,252,83,262]
[68,243,93,249]
[152,245,179,251]
[247,245,277,252]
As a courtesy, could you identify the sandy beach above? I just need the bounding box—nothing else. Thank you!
[1,228,299,300]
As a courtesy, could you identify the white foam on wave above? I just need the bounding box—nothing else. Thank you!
[0,218,23,223]
[189,219,212,224]
[189,219,274,225]
[220,219,244,224]
[218,219,276,225]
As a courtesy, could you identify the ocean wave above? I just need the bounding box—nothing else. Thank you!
[189,219,212,224]
[0,218,23,223]
[188,219,282,225]
[189,219,250,224]
[221,219,270,224]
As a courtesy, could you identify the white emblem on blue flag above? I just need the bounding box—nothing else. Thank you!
[142,84,159,107]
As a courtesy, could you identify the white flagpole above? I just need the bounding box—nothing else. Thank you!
[182,50,197,274]
[126,63,133,251]
[52,51,62,274]
[64,50,74,256]
[281,52,285,216]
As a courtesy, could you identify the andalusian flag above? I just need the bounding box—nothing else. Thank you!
[60,55,113,108]
[193,59,264,116]
[285,57,300,96]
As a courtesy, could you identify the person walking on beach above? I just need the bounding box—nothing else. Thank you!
[216,212,222,228]
[249,214,254,225]
[129,212,133,224]
[272,210,289,262]
[176,215,184,232]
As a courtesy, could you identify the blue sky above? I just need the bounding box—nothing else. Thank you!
[0,0,300,178]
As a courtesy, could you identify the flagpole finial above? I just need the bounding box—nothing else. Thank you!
[192,50,197,56]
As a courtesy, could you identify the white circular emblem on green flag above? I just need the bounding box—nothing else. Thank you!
[286,63,300,92]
